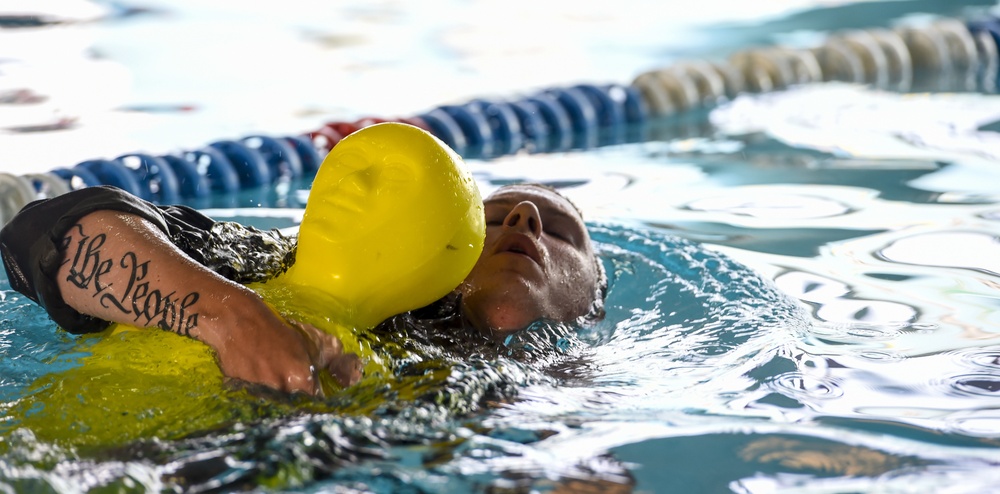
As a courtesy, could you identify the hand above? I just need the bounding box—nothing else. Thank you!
[290,319,363,390]
[210,303,362,396]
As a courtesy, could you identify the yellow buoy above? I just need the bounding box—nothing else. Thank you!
[280,121,484,330]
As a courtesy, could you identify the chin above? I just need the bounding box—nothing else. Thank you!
[480,312,533,340]
[460,277,539,333]
[462,296,539,340]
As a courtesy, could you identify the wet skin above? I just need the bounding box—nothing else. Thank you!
[44,182,596,395]
[459,185,601,339]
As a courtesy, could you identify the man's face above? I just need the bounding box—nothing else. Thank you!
[458,184,600,339]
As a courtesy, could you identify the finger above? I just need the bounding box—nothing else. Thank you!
[285,320,318,362]
[317,329,344,365]
[289,319,343,366]
[282,364,320,396]
[327,353,363,387]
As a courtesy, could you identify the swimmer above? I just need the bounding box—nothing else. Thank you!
[0,184,605,396]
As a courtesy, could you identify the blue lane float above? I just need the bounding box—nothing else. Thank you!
[468,100,524,157]
[116,153,181,204]
[508,100,551,153]
[967,18,1000,92]
[76,159,144,198]
[524,93,575,152]
[607,83,648,124]
[543,87,600,149]
[241,135,303,181]
[418,109,468,157]
[576,85,625,125]
[574,84,627,145]
[160,154,211,199]
[209,140,271,188]
[182,147,242,194]
[439,104,495,159]
[283,135,323,176]
[51,167,102,189]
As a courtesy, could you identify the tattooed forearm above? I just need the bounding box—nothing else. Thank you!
[64,224,112,291]
[61,222,201,336]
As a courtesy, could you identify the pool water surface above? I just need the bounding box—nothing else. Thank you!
[4,0,1000,492]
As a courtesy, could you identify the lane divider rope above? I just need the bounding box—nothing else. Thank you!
[2,15,999,225]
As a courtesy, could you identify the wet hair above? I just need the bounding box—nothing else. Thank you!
[491,183,608,324]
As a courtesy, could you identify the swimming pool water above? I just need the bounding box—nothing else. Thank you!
[5,0,1000,492]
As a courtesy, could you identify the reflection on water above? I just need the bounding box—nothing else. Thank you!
[880,230,1000,275]
[684,192,854,219]
[4,0,1000,492]
[464,83,1000,490]
[4,84,1000,490]
[776,270,919,324]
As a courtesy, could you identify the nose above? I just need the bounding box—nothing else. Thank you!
[503,201,542,238]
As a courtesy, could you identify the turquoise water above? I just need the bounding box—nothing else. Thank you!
[5,0,1000,492]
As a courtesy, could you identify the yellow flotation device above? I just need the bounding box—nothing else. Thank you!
[262,122,485,356]
[5,122,485,451]
[287,121,484,328]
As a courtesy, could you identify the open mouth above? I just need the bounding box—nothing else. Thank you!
[494,234,542,266]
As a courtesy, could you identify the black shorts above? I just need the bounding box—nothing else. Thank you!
[0,186,296,334]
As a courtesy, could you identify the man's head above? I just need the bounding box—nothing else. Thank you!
[458,184,606,339]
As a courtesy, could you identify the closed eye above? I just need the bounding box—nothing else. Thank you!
[545,227,569,242]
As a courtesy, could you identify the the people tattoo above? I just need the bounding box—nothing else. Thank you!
[61,223,200,336]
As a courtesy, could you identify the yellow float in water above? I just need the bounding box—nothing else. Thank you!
[267,121,485,357]
[5,122,485,451]
[287,122,484,329]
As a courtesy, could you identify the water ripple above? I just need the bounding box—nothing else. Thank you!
[947,346,1000,372]
[770,372,845,401]
[808,321,905,345]
[856,350,906,363]
[774,270,918,326]
[815,299,918,325]
[944,374,1000,398]
[774,271,849,303]
[879,231,1000,276]
[946,410,1000,438]
[683,191,853,219]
